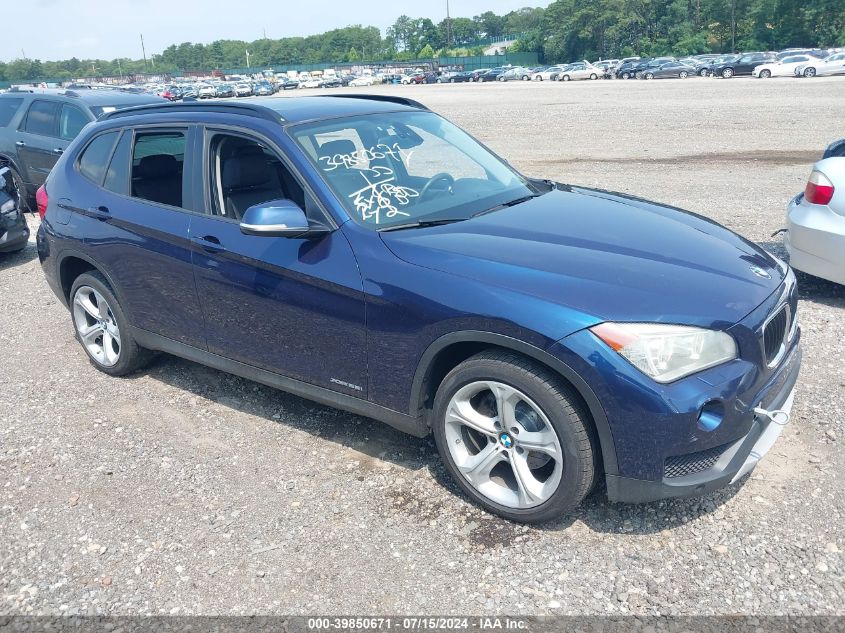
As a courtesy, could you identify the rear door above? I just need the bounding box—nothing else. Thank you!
[16,99,62,187]
[74,125,206,348]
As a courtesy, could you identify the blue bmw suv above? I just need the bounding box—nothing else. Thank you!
[36,96,801,522]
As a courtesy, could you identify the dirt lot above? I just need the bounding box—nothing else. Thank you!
[2,77,844,616]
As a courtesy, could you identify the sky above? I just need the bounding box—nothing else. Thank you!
[8,0,549,62]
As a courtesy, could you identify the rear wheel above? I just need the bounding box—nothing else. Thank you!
[679,71,688,79]
[562,75,571,82]
[590,73,598,80]
[70,271,151,376]
[699,68,709,77]
[645,72,654,80]
[432,351,596,523]
[622,72,630,79]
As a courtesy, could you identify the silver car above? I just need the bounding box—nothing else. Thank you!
[785,139,845,285]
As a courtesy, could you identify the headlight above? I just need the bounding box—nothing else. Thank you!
[590,322,737,383]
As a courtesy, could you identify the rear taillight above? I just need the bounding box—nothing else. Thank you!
[36,185,48,219]
[804,170,834,206]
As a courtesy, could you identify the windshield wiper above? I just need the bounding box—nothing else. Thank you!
[471,193,541,219]
[377,218,467,232]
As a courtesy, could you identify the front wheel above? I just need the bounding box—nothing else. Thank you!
[645,72,654,80]
[804,67,816,78]
[722,68,734,78]
[590,73,598,80]
[699,68,708,77]
[432,351,596,523]
[70,271,151,376]
[760,69,771,78]
[562,75,571,82]
[679,71,688,79]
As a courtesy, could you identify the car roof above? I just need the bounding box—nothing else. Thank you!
[102,95,427,125]
[0,88,162,108]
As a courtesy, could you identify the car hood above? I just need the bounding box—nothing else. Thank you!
[380,187,784,329]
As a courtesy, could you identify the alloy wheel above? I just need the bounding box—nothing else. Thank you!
[72,286,121,367]
[443,380,564,509]
[804,68,816,77]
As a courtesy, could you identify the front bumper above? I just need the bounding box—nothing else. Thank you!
[605,342,801,503]
[785,193,845,285]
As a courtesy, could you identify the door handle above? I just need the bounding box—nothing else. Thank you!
[191,235,225,253]
[15,141,25,147]
[57,201,110,220]
[53,148,64,155]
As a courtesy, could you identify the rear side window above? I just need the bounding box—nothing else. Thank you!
[22,100,60,136]
[78,132,119,185]
[131,131,186,208]
[0,98,23,127]
[59,105,89,141]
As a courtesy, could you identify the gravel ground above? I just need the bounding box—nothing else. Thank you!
[1,77,844,616]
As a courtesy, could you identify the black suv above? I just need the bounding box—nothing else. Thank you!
[0,88,162,211]
[711,52,775,78]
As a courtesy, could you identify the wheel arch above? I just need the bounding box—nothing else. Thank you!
[410,331,618,476]
[57,250,132,321]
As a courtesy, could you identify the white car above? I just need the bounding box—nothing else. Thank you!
[558,61,602,81]
[752,55,815,78]
[235,83,253,96]
[349,76,374,87]
[301,78,323,89]
[534,66,566,81]
[197,84,217,99]
[785,141,845,285]
[795,52,845,78]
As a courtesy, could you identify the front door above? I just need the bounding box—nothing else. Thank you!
[189,128,367,396]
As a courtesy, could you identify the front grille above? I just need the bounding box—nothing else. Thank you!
[763,305,789,365]
[664,444,729,479]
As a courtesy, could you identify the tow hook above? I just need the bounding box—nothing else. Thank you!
[753,405,790,426]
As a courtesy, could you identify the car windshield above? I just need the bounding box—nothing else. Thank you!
[291,111,537,229]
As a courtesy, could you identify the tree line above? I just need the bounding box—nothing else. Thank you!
[1,1,842,81]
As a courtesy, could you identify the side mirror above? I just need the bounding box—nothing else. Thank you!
[239,199,329,238]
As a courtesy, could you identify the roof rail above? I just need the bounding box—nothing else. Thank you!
[322,94,429,111]
[100,101,282,122]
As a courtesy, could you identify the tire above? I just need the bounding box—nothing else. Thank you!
[2,165,31,214]
[450,78,455,83]
[432,350,596,523]
[69,271,152,377]
[562,75,571,82]
[804,67,816,78]
[522,75,529,81]
[589,73,598,80]
[622,72,630,79]
[760,69,771,78]
[679,71,688,79]
[645,72,654,80]
[699,68,708,77]
[722,68,733,78]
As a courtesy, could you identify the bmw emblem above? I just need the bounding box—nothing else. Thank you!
[499,433,514,449]
[750,265,771,279]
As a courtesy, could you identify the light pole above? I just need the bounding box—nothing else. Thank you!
[246,50,251,70]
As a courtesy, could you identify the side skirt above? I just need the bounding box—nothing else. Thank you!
[131,327,430,438]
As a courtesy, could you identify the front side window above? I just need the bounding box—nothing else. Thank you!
[209,133,305,221]
[22,100,60,136]
[292,111,536,229]
[59,104,90,141]
[131,130,186,208]
[78,132,118,185]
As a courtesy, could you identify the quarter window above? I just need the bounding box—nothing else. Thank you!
[103,131,131,194]
[22,100,60,136]
[78,132,118,185]
[131,131,186,208]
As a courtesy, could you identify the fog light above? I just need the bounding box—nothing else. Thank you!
[698,401,724,431]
